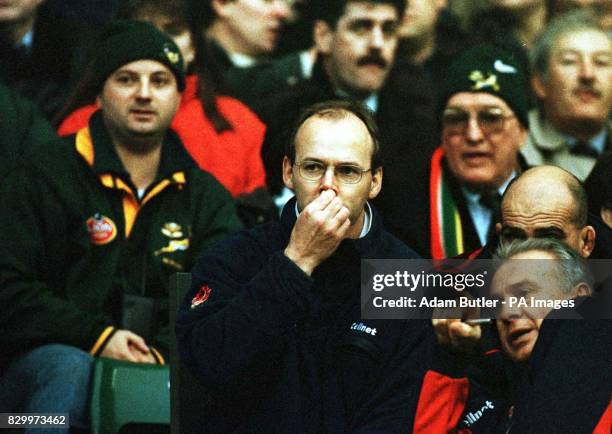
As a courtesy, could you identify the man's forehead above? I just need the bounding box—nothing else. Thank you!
[340,1,399,22]
[446,91,514,112]
[295,115,373,159]
[113,59,173,75]
[553,29,611,53]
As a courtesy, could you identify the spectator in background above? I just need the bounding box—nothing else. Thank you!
[522,10,611,180]
[0,0,95,120]
[0,80,56,176]
[56,0,271,220]
[256,0,437,215]
[397,0,448,66]
[194,0,317,105]
[0,21,241,430]
[549,0,612,32]
[384,45,529,258]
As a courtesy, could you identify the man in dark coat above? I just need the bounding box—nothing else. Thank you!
[176,100,433,433]
[0,21,241,431]
[0,1,94,119]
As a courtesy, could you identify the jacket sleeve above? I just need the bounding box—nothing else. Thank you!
[0,159,113,357]
[176,231,318,393]
[185,170,244,268]
[413,340,509,434]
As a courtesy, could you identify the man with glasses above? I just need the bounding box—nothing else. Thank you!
[176,100,432,433]
[384,44,530,258]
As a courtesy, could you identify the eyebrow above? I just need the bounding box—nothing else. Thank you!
[299,157,362,166]
[500,226,527,239]
[444,105,505,111]
[532,227,566,239]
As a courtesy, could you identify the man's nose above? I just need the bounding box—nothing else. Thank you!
[320,166,337,191]
[270,0,290,19]
[499,296,521,321]
[369,26,385,49]
[465,116,484,143]
[578,58,595,81]
[136,80,152,99]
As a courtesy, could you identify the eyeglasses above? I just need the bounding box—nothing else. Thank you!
[294,160,372,184]
[442,107,515,136]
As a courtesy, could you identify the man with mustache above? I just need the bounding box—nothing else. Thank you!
[0,21,241,430]
[254,0,437,213]
[521,10,611,180]
[383,44,530,258]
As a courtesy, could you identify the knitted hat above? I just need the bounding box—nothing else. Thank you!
[438,44,529,128]
[90,20,185,91]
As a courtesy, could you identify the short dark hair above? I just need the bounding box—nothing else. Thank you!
[584,151,612,216]
[114,0,188,24]
[286,100,382,169]
[314,0,405,28]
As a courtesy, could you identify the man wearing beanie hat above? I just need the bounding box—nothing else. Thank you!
[0,20,241,430]
[383,44,529,259]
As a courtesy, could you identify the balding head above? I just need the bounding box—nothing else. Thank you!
[499,166,595,257]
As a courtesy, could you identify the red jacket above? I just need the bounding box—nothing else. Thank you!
[58,75,266,198]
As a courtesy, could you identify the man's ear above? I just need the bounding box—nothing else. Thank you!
[531,74,547,101]
[368,167,383,200]
[574,282,592,297]
[313,20,333,55]
[579,225,596,258]
[282,156,295,190]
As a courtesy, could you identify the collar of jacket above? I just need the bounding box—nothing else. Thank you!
[310,59,337,96]
[528,108,612,152]
[78,110,196,182]
[279,196,386,256]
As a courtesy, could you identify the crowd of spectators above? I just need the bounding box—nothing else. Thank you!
[0,0,610,432]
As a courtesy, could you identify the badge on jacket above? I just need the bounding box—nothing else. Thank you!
[86,214,117,245]
[191,285,212,309]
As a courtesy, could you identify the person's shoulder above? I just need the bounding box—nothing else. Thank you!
[251,77,325,123]
[184,168,235,199]
[377,228,422,259]
[193,221,284,272]
[214,95,265,128]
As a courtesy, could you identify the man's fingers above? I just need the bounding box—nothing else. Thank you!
[432,319,451,345]
[324,197,343,217]
[309,189,336,211]
[448,321,481,349]
[337,213,351,236]
[125,331,150,354]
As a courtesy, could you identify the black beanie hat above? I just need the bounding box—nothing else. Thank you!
[91,20,185,91]
[438,44,529,128]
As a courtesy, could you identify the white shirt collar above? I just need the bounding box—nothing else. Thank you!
[227,51,258,68]
[334,89,379,113]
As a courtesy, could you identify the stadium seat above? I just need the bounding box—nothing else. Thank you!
[90,355,170,434]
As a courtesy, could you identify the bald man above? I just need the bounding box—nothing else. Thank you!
[497,165,596,258]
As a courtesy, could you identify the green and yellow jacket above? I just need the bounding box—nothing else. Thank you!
[0,112,242,368]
